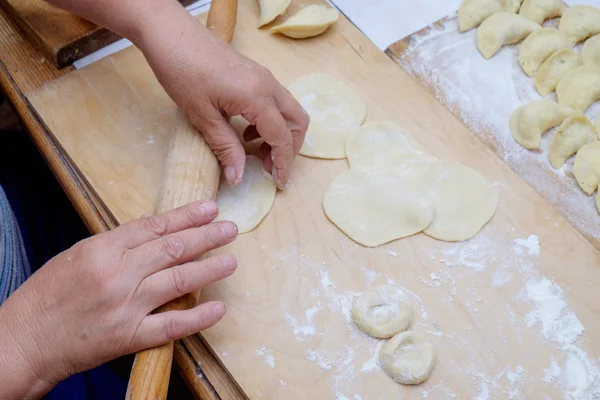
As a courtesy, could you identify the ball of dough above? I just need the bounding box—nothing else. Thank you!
[351,285,412,338]
[379,331,435,385]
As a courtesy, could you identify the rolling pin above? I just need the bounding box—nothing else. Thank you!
[125,0,238,398]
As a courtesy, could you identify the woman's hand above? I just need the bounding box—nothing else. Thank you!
[0,200,237,399]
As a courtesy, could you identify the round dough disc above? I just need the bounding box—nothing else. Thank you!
[379,331,435,385]
[351,285,412,338]
[346,121,426,170]
[322,168,436,247]
[215,155,276,233]
[287,73,366,159]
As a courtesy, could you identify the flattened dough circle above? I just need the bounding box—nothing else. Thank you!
[379,331,436,385]
[351,285,412,339]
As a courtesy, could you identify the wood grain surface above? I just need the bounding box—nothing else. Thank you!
[25,0,600,398]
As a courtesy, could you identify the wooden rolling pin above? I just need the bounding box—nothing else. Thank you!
[125,0,238,398]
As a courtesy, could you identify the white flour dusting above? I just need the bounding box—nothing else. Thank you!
[285,313,317,340]
[255,346,275,369]
[360,341,383,374]
[514,235,540,257]
[544,357,562,383]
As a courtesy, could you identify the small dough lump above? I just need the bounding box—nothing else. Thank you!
[351,285,412,339]
[270,4,338,39]
[379,331,436,385]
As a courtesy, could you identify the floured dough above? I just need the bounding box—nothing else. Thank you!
[351,285,412,339]
[322,168,435,247]
[549,115,598,168]
[458,0,521,32]
[519,0,566,24]
[345,121,425,170]
[510,99,578,149]
[270,4,338,39]
[477,12,540,59]
[556,66,600,112]
[215,155,276,233]
[582,34,600,68]
[518,28,572,77]
[573,141,600,195]
[257,0,291,27]
[534,49,582,96]
[379,331,436,385]
[288,73,366,159]
[558,5,600,44]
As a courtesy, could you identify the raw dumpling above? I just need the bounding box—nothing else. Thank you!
[573,141,600,195]
[346,121,425,170]
[549,115,598,168]
[215,155,276,233]
[534,49,583,96]
[519,0,566,24]
[510,99,578,149]
[270,4,338,39]
[556,66,600,112]
[257,0,291,27]
[558,5,600,44]
[477,12,541,59]
[518,28,572,76]
[351,285,412,339]
[288,73,366,159]
[379,331,436,385]
[458,0,521,32]
[322,168,435,247]
[582,35,600,68]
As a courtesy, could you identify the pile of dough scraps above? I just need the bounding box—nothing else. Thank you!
[257,0,338,39]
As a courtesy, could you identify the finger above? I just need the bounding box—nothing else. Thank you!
[258,142,273,173]
[242,125,260,142]
[126,221,237,276]
[274,87,310,156]
[135,301,226,349]
[108,201,218,250]
[138,255,237,311]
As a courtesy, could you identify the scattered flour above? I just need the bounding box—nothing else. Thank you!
[543,358,562,383]
[285,313,317,340]
[360,341,383,374]
[254,346,275,369]
[514,235,540,257]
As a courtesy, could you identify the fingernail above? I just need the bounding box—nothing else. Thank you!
[224,166,236,186]
[212,302,226,318]
[199,201,217,217]
[222,255,237,273]
[221,222,238,239]
[271,166,287,190]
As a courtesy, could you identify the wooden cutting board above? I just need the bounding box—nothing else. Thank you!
[0,0,195,68]
[26,1,600,398]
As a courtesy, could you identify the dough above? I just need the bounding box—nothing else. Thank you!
[322,168,435,247]
[351,285,412,339]
[270,4,338,39]
[519,0,566,24]
[379,331,435,385]
[215,155,276,233]
[257,0,291,27]
[287,73,366,159]
[597,192,600,214]
[458,0,521,32]
[510,99,577,149]
[558,5,600,44]
[518,28,572,77]
[476,12,540,59]
[534,49,583,96]
[556,66,600,112]
[549,115,598,168]
[420,160,499,241]
[345,121,425,170]
[573,141,600,195]
[582,34,600,68]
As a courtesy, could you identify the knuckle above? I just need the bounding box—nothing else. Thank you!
[164,317,183,341]
[162,235,185,262]
[144,214,168,237]
[203,225,221,248]
[170,267,188,295]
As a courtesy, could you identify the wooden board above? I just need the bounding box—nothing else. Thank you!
[26,1,600,398]
[0,0,195,68]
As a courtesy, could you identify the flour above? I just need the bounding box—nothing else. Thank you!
[254,346,275,369]
[285,313,317,340]
[543,357,562,383]
[360,341,383,374]
[514,235,540,257]
[426,230,496,271]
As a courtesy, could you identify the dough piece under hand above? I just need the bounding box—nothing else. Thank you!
[519,0,566,24]
[270,4,338,39]
[558,5,600,44]
[477,12,540,59]
[458,0,521,32]
[215,155,276,233]
[346,121,425,170]
[288,73,366,159]
[534,49,583,96]
[582,34,600,68]
[322,168,435,247]
[556,66,600,112]
[549,115,598,168]
[510,99,577,149]
[257,0,291,27]
[379,331,436,385]
[573,141,600,195]
[351,285,412,339]
[518,28,572,77]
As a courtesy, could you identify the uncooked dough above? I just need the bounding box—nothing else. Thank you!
[351,285,412,339]
[215,155,276,233]
[345,121,425,170]
[457,0,521,32]
[322,168,435,247]
[549,115,598,168]
[519,0,566,24]
[573,141,600,195]
[270,4,338,39]
[534,49,582,96]
[510,99,578,149]
[558,5,600,44]
[518,28,572,77]
[257,0,291,27]
[582,34,600,68]
[287,73,366,159]
[556,66,600,112]
[476,12,540,59]
[379,331,436,385]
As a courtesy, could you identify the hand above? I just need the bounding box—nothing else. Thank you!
[0,200,237,399]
